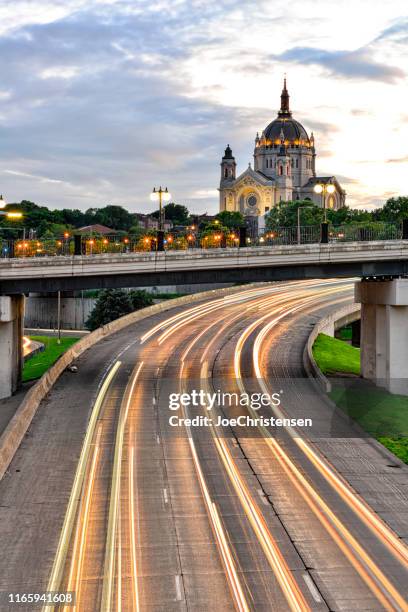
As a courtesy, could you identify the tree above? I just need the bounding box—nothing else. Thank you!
[265,200,323,229]
[129,290,154,310]
[327,206,372,225]
[215,211,244,228]
[85,289,153,331]
[372,197,408,222]
[151,202,190,226]
[93,205,135,231]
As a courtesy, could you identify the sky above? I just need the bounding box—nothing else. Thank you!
[0,0,407,214]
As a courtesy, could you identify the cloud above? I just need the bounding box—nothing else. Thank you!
[335,175,360,185]
[0,2,406,213]
[273,47,404,83]
[386,155,408,163]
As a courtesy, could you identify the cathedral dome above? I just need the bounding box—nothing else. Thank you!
[261,79,310,145]
[263,117,309,143]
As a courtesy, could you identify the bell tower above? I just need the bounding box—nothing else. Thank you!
[220,145,236,183]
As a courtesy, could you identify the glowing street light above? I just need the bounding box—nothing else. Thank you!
[0,194,6,209]
[313,181,336,221]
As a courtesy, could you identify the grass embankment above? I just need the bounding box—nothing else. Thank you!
[312,333,360,376]
[313,333,408,464]
[23,336,80,382]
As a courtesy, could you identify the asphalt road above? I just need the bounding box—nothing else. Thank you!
[0,280,408,611]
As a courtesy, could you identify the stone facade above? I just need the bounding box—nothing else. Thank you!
[219,80,346,216]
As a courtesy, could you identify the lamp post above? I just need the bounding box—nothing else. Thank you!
[0,196,23,257]
[313,182,336,222]
[297,205,314,245]
[150,186,171,251]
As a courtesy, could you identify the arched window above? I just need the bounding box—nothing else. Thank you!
[279,165,283,176]
[296,159,298,169]
[224,168,228,178]
[286,165,289,175]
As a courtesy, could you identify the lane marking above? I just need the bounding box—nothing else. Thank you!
[175,575,183,602]
[156,434,160,445]
[257,489,269,507]
[302,574,322,604]
[163,488,169,504]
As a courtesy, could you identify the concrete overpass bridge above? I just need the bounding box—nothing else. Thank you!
[1,240,408,293]
[1,239,408,398]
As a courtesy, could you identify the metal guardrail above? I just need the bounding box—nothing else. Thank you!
[0,222,405,258]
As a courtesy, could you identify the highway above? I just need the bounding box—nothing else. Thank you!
[1,280,408,611]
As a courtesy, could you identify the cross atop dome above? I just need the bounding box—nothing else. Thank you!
[278,76,291,118]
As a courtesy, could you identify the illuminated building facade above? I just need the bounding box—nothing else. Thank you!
[219,80,346,216]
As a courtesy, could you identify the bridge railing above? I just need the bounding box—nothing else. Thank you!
[0,222,404,258]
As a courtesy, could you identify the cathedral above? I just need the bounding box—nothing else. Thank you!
[219,80,346,216]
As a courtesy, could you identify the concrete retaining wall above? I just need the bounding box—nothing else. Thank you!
[25,296,95,330]
[0,283,262,481]
[24,284,233,330]
[303,303,361,392]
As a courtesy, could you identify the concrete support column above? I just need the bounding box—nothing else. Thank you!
[386,305,408,394]
[360,303,377,379]
[0,295,25,399]
[355,279,408,394]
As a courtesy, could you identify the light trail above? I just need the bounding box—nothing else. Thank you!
[129,446,140,612]
[198,362,311,612]
[44,360,122,609]
[64,425,102,612]
[141,280,343,345]
[157,286,284,346]
[181,406,250,612]
[232,287,408,609]
[250,294,408,566]
[178,289,334,612]
[100,362,144,612]
[117,510,122,612]
[140,285,275,344]
[181,291,300,364]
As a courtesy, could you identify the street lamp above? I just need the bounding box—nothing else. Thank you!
[313,182,336,221]
[150,186,171,252]
[150,186,171,231]
[0,194,6,209]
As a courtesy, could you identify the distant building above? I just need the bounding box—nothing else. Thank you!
[219,79,346,217]
[135,214,173,231]
[78,224,114,235]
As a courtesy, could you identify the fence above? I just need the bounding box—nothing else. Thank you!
[0,222,405,259]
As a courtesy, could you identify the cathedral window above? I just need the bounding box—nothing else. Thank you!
[296,159,298,168]
[224,168,228,178]
[279,165,283,176]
